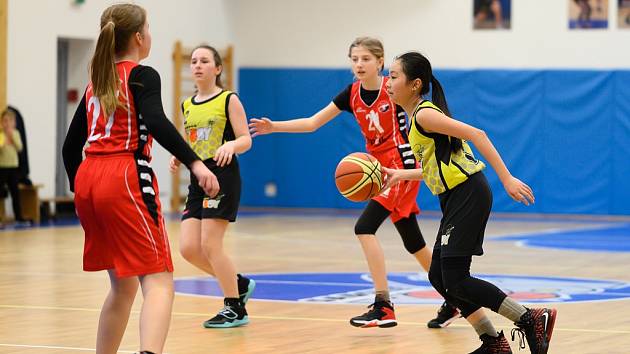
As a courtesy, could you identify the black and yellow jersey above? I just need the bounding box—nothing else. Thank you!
[408,100,485,195]
[181,90,235,160]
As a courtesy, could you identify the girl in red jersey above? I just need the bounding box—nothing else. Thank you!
[62,4,218,354]
[249,37,457,328]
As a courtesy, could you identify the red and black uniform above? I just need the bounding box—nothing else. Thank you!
[333,77,420,222]
[62,61,199,277]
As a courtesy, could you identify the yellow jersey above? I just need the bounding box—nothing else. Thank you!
[408,100,485,195]
[182,91,235,160]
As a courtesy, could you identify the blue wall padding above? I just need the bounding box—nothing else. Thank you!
[237,68,630,215]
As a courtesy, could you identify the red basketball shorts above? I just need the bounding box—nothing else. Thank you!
[371,149,421,223]
[73,153,173,278]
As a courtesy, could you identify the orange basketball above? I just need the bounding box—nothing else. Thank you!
[334,152,383,202]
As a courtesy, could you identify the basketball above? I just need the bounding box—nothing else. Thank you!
[334,152,383,202]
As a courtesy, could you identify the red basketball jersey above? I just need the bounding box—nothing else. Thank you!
[349,77,407,155]
[84,61,152,158]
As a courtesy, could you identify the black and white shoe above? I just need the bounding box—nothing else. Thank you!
[203,299,249,328]
[427,301,461,328]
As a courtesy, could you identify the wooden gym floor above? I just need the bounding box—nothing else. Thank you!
[1,210,629,353]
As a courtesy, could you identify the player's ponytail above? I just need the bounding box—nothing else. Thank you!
[91,21,118,116]
[397,51,462,153]
[430,75,462,153]
[90,4,146,116]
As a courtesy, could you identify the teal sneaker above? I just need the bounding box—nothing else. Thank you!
[203,301,249,328]
[238,275,256,305]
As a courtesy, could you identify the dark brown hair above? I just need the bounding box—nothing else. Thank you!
[396,51,462,153]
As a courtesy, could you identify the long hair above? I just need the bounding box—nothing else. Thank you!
[396,51,462,153]
[90,4,146,116]
[193,45,224,88]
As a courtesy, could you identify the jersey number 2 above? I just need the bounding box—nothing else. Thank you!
[87,96,115,142]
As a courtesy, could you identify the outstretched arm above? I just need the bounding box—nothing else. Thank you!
[416,109,534,205]
[381,166,423,191]
[248,102,341,137]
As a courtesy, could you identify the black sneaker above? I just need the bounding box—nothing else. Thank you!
[203,300,249,328]
[349,301,397,328]
[511,308,557,354]
[427,301,462,328]
[469,331,513,354]
[237,274,256,305]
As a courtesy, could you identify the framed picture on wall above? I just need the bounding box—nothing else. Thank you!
[473,0,511,30]
[569,0,609,29]
[618,0,630,28]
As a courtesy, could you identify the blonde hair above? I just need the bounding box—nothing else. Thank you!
[348,37,385,72]
[90,4,146,116]
[1,108,15,123]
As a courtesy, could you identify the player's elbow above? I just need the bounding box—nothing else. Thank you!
[470,128,488,143]
[305,119,319,133]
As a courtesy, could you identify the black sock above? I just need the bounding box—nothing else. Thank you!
[237,274,249,293]
[225,297,242,308]
[375,290,391,304]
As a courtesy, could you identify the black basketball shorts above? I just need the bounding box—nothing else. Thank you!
[434,172,493,257]
[182,158,241,222]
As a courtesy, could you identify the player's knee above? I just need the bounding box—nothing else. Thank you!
[354,219,378,235]
[203,241,222,257]
[443,271,470,300]
[179,241,198,262]
[444,280,466,300]
[394,216,426,254]
[401,235,426,254]
[428,267,444,293]
[111,277,139,299]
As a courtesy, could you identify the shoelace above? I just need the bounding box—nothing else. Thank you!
[510,327,526,350]
[359,303,377,316]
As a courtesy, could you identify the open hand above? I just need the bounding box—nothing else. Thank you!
[214,141,236,167]
[503,176,535,206]
[248,117,274,137]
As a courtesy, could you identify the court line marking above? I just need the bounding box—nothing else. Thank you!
[1,304,629,335]
[236,207,630,223]
[0,343,139,353]
[174,277,630,302]
[2,211,626,234]
[175,277,376,287]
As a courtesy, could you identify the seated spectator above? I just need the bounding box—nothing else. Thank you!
[0,108,27,224]
[7,106,32,186]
